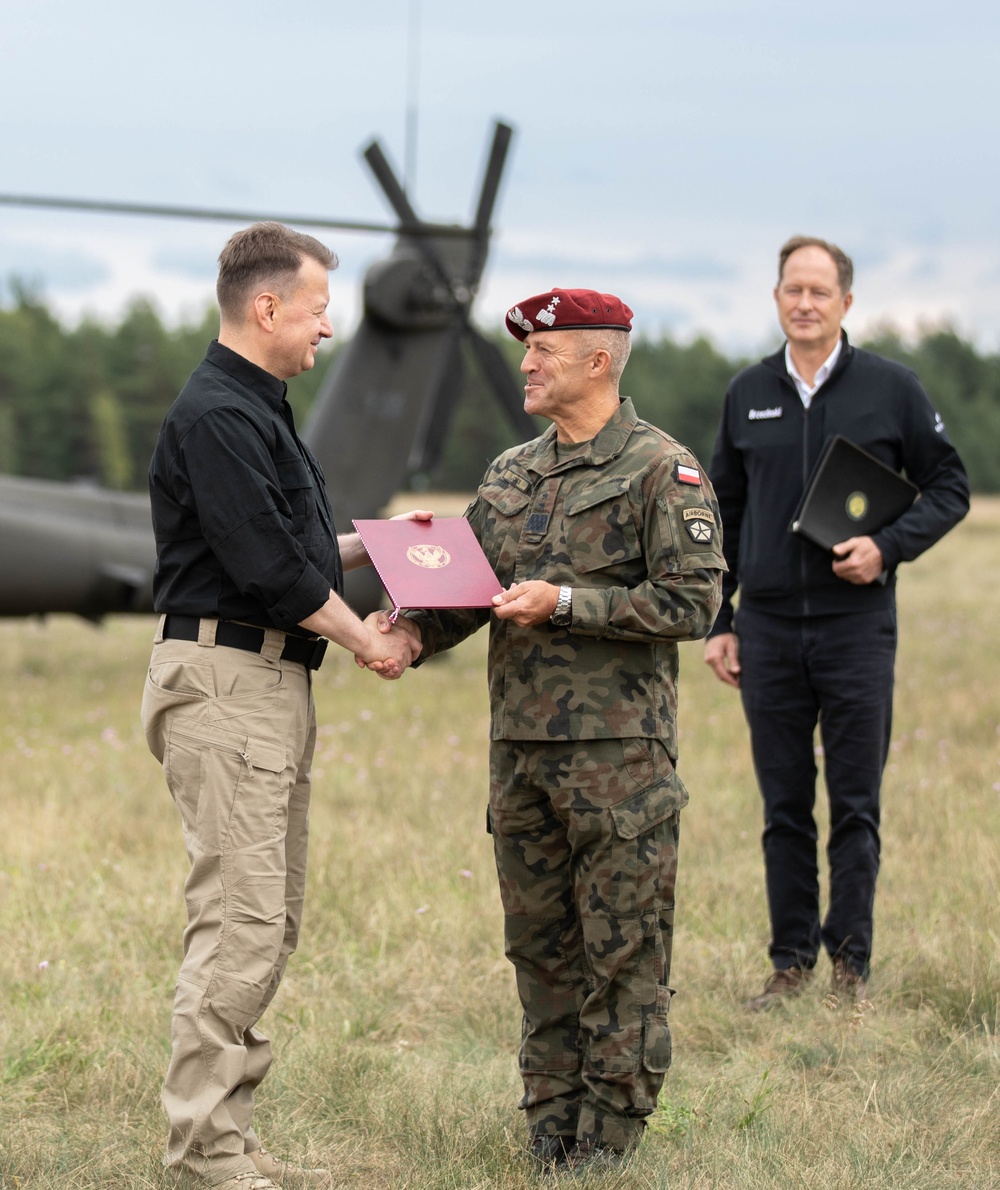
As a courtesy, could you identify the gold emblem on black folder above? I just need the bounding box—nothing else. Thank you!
[846,491,868,521]
[790,436,919,551]
[406,544,452,569]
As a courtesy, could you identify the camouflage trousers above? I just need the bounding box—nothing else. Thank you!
[488,737,686,1151]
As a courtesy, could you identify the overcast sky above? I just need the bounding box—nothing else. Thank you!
[2,0,998,355]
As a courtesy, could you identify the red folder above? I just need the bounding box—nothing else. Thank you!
[353,517,503,614]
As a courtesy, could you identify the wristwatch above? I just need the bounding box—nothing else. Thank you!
[550,585,573,627]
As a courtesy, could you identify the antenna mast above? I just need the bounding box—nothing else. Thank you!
[404,0,421,195]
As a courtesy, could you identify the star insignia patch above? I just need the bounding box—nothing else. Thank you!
[686,519,713,544]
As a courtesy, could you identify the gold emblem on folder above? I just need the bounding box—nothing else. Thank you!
[846,491,869,521]
[406,544,452,569]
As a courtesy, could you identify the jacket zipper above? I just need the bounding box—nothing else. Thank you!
[800,398,811,618]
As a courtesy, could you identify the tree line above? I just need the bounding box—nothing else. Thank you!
[1,283,997,494]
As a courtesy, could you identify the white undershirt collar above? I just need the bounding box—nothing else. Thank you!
[785,337,843,408]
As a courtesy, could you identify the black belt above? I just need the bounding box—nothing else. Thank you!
[161,615,327,670]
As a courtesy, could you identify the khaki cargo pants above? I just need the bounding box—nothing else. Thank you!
[489,737,686,1152]
[141,619,316,1185]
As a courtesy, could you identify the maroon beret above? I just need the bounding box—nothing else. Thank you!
[505,288,634,341]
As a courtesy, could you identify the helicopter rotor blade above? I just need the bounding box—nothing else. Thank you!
[0,192,466,237]
[466,327,536,442]
[362,140,474,309]
[472,123,513,240]
[466,121,513,291]
[407,321,466,474]
[361,141,425,232]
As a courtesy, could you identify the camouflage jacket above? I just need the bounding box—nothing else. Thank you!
[410,398,725,750]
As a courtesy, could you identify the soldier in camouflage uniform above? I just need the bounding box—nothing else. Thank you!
[374,289,725,1173]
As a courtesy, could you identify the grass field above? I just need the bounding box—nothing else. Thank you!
[1,497,998,1189]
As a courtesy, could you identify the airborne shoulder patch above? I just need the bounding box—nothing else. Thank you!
[681,505,715,544]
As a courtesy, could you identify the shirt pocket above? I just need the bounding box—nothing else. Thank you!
[480,477,533,578]
[563,476,642,575]
[480,475,533,518]
[275,455,313,537]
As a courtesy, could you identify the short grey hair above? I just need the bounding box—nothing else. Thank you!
[575,328,632,386]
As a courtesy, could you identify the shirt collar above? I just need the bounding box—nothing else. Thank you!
[785,336,843,408]
[206,339,288,409]
[530,397,638,474]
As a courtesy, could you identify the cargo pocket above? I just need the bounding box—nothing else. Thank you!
[609,771,688,918]
[205,964,277,1031]
[165,721,287,853]
[642,985,673,1075]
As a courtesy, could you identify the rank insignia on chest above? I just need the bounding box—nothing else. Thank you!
[676,463,701,485]
[525,512,550,535]
[683,505,715,544]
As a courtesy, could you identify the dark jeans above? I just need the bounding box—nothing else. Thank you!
[736,605,897,977]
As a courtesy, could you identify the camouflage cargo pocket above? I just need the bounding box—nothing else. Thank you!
[641,985,673,1076]
[608,771,686,918]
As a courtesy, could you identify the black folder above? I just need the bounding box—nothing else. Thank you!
[791,435,919,550]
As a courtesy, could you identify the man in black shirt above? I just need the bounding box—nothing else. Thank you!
[705,236,968,1012]
[141,222,421,1188]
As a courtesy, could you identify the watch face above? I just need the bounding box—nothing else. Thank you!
[551,587,572,626]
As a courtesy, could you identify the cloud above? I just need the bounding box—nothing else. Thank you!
[151,244,220,282]
[0,238,109,294]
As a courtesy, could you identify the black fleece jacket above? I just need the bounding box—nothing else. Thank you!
[708,333,969,633]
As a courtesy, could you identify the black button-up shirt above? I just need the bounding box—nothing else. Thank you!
[149,340,342,632]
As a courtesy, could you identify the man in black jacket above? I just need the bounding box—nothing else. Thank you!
[705,236,969,1010]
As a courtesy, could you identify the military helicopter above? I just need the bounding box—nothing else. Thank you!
[0,119,533,620]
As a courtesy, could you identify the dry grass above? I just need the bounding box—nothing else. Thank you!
[1,497,998,1188]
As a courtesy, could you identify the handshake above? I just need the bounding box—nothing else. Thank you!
[353,611,423,681]
[348,507,564,680]
[352,577,563,679]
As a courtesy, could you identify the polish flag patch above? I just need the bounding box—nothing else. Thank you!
[676,464,702,486]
